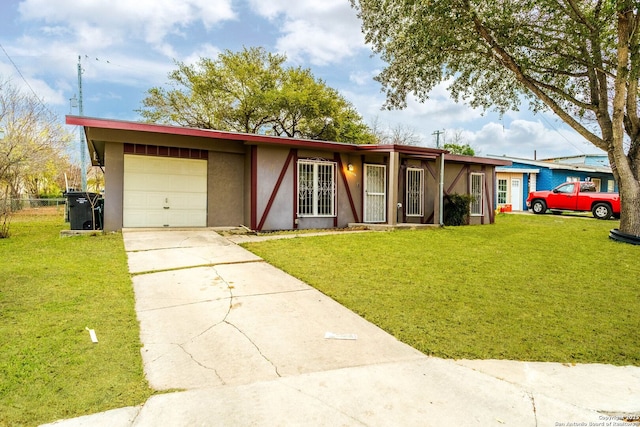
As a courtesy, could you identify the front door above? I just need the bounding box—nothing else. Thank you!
[510,178,521,211]
[364,164,386,223]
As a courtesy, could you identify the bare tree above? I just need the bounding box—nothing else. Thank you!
[389,123,422,145]
[0,78,72,236]
[369,116,422,145]
[443,130,477,156]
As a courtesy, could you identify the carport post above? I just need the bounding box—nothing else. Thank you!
[387,151,400,225]
[439,153,445,225]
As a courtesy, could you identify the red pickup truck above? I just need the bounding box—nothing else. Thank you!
[526,181,620,219]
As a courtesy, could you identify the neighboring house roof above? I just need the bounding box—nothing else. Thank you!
[486,154,611,174]
[67,116,510,167]
[496,167,540,174]
[541,154,610,167]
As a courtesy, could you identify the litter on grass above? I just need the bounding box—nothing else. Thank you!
[324,332,358,340]
[85,327,98,343]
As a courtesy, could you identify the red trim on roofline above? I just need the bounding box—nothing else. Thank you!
[66,115,358,152]
[65,116,443,156]
[445,153,511,166]
[357,144,446,156]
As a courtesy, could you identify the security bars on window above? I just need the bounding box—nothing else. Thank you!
[470,172,484,216]
[364,164,386,223]
[406,168,424,217]
[297,160,336,217]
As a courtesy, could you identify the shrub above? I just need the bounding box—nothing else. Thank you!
[443,193,474,226]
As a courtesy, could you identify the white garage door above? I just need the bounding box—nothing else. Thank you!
[123,155,207,227]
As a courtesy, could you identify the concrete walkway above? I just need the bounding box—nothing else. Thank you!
[43,229,640,426]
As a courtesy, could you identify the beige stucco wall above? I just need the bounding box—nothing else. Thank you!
[208,151,244,227]
[257,146,295,230]
[254,146,362,231]
[103,142,124,232]
[444,163,496,225]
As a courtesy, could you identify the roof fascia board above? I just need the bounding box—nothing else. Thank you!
[445,153,511,166]
[66,115,357,152]
[486,154,610,172]
[496,167,540,173]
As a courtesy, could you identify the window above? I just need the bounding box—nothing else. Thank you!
[406,168,424,217]
[497,178,508,204]
[297,160,336,217]
[470,173,484,216]
[607,180,615,192]
[567,176,580,182]
[556,183,575,194]
[580,182,596,192]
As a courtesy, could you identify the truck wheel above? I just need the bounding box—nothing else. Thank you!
[592,203,612,220]
[531,200,547,214]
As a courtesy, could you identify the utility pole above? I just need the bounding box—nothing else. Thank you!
[77,55,87,191]
[432,130,444,148]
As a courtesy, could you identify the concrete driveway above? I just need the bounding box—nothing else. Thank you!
[43,229,640,426]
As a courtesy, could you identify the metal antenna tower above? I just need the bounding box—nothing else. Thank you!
[77,55,87,191]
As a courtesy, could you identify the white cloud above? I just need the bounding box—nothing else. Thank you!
[182,44,222,66]
[247,0,366,65]
[349,70,376,86]
[18,0,235,49]
[466,120,601,159]
[346,82,484,131]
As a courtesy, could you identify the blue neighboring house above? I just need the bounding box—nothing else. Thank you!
[487,154,617,212]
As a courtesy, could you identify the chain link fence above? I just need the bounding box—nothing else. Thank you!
[9,198,67,210]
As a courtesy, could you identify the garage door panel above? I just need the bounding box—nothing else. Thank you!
[123,155,207,228]
[123,192,151,209]
[166,211,206,227]
[169,193,207,210]
[125,211,168,228]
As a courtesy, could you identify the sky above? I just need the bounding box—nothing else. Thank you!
[0,0,604,160]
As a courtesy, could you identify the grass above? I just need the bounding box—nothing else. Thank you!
[243,214,640,366]
[0,208,152,427]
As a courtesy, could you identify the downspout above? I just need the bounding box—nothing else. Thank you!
[439,154,445,226]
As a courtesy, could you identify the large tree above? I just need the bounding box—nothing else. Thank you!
[0,78,71,197]
[353,0,640,237]
[139,47,375,144]
[0,78,71,236]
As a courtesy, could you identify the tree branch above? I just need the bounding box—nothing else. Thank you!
[470,8,607,151]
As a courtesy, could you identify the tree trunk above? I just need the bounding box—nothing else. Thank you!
[614,159,640,237]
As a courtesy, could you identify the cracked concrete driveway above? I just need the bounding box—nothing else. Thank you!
[127,230,426,391]
[42,229,640,427]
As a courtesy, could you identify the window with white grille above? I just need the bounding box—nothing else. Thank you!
[406,168,424,217]
[297,160,336,217]
[470,173,484,216]
[497,179,507,204]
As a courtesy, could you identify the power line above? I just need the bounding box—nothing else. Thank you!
[536,112,588,155]
[82,54,139,72]
[0,42,57,116]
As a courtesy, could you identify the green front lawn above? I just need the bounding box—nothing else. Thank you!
[244,214,640,366]
[0,209,152,427]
